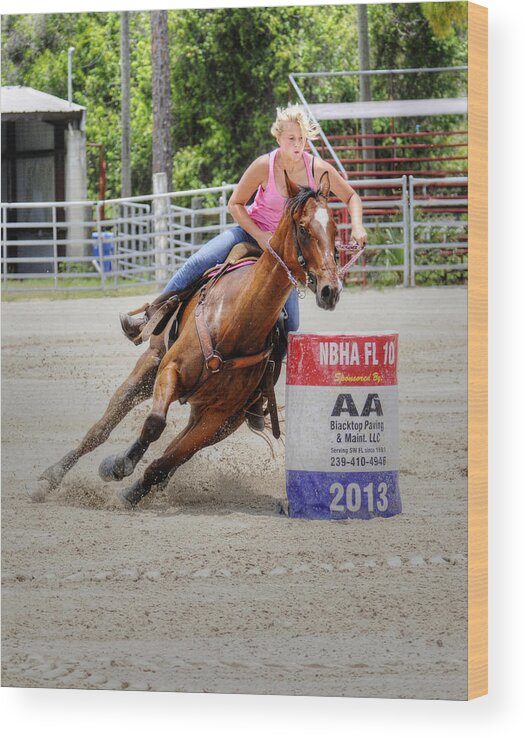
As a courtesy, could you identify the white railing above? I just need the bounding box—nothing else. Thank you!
[335,176,410,287]
[0,176,467,294]
[409,176,468,287]
[0,183,235,293]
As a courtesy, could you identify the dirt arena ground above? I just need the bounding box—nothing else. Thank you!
[1,285,467,700]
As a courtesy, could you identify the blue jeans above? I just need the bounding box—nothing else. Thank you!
[163,226,300,333]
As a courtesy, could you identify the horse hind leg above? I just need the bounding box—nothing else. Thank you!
[98,358,178,483]
[120,406,245,508]
[33,346,161,502]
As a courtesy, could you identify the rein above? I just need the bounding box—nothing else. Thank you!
[336,238,367,274]
[264,192,319,298]
[265,237,305,298]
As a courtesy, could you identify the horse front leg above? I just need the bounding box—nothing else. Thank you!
[119,405,246,508]
[33,345,162,501]
[98,358,179,483]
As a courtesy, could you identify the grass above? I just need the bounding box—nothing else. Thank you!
[3,229,468,301]
[339,217,468,288]
[1,278,159,302]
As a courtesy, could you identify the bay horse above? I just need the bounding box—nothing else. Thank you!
[35,171,341,507]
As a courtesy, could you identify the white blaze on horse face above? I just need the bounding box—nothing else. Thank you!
[314,205,329,234]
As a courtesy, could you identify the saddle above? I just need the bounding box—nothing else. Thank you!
[138,257,260,350]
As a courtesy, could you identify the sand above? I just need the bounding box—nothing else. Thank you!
[1,285,467,699]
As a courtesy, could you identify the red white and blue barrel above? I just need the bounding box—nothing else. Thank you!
[285,332,401,520]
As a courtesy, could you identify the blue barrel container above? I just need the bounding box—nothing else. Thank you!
[92,231,114,272]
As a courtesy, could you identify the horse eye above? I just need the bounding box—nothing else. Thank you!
[299,224,308,237]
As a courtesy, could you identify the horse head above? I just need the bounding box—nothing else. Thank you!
[284,170,341,311]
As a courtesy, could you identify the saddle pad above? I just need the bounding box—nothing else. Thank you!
[204,257,258,282]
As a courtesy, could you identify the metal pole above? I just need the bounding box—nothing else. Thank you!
[357,4,375,180]
[220,181,227,231]
[288,74,346,176]
[409,175,415,287]
[291,66,468,79]
[1,205,7,289]
[52,205,58,289]
[191,196,204,249]
[68,47,75,106]
[153,171,169,284]
[96,201,106,290]
[402,176,409,287]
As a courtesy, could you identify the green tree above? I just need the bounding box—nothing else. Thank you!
[421,1,468,39]
[368,2,467,107]
[166,5,360,190]
[2,12,131,199]
[2,4,467,197]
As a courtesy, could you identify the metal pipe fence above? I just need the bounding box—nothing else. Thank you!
[0,184,236,293]
[331,177,409,287]
[408,176,468,286]
[1,176,467,294]
[288,67,468,182]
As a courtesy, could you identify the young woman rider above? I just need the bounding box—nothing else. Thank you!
[120,104,368,345]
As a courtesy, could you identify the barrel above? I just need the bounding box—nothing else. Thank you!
[92,231,114,272]
[285,332,402,520]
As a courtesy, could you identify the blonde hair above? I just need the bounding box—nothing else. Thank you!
[270,104,321,141]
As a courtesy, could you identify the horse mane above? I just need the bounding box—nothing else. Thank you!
[286,185,319,217]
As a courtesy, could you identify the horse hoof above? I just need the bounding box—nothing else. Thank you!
[30,478,53,503]
[99,454,134,482]
[276,500,289,516]
[120,481,147,508]
[116,490,133,510]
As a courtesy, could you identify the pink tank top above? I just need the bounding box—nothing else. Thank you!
[246,148,317,233]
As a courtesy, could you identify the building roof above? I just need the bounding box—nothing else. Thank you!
[308,97,468,120]
[0,86,85,121]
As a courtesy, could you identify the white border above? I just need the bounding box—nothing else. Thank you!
[2,1,524,735]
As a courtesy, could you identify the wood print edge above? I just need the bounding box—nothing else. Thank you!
[467,0,488,701]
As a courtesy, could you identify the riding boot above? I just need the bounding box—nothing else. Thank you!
[245,312,288,433]
[119,290,178,345]
[245,395,266,432]
[120,313,148,343]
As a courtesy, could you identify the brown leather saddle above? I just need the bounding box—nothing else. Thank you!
[139,256,260,351]
[133,241,262,349]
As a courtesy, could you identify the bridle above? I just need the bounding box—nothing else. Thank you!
[265,191,325,297]
[265,236,305,298]
[291,216,318,291]
[266,190,367,292]
[265,192,335,295]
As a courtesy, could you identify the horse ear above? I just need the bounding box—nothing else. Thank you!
[318,170,331,201]
[284,170,300,198]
